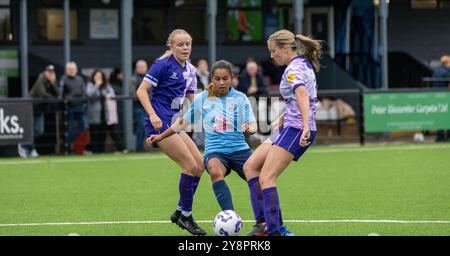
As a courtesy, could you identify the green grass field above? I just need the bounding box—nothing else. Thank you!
[1,143,450,236]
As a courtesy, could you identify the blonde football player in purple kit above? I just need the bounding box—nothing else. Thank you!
[136,29,206,236]
[244,30,322,236]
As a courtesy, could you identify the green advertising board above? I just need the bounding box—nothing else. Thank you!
[364,91,450,132]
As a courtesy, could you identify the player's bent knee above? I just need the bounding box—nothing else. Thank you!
[196,163,205,176]
[259,173,276,189]
[208,168,225,182]
[184,162,199,176]
[243,161,258,180]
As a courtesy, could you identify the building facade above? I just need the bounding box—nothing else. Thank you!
[1,0,449,97]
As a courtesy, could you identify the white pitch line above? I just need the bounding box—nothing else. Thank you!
[308,144,450,154]
[1,219,450,228]
[0,155,168,166]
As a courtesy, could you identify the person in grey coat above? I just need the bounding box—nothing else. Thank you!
[86,69,125,153]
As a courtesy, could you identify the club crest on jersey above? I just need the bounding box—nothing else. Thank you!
[183,71,189,80]
[287,73,296,83]
[213,114,232,132]
[170,72,178,80]
[228,101,236,112]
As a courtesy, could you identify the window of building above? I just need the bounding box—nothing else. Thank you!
[133,8,166,43]
[134,0,206,44]
[174,0,207,43]
[227,0,262,43]
[0,0,12,44]
[226,0,289,43]
[37,9,78,42]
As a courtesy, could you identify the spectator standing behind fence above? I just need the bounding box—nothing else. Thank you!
[86,69,126,154]
[130,59,148,152]
[109,68,123,95]
[238,60,268,97]
[432,55,450,142]
[195,59,210,90]
[191,58,210,148]
[60,61,87,153]
[18,65,59,158]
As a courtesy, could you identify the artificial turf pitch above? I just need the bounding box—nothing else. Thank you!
[1,143,449,236]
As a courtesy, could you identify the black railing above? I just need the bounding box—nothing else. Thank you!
[1,87,448,157]
[0,96,138,156]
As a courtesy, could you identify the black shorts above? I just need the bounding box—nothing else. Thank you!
[203,149,253,180]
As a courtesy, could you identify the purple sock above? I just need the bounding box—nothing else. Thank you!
[248,177,265,223]
[177,176,200,210]
[179,173,195,212]
[262,187,280,235]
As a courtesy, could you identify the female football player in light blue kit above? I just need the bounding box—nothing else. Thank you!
[244,30,322,236]
[149,60,294,236]
[136,29,206,236]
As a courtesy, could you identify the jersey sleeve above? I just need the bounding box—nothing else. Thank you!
[285,66,306,91]
[186,63,198,94]
[183,92,203,125]
[144,61,166,87]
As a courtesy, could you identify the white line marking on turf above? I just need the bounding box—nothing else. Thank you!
[1,219,450,227]
[309,144,450,154]
[0,155,169,165]
[1,144,449,166]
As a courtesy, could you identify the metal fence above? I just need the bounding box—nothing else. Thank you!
[2,87,448,157]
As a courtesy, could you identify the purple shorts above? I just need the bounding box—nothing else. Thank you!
[144,120,172,137]
[272,126,316,161]
[144,120,173,148]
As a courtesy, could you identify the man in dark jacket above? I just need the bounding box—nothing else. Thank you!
[237,60,268,98]
[130,59,149,152]
[60,61,87,153]
[18,65,59,158]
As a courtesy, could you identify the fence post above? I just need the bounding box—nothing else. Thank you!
[63,100,69,155]
[358,87,365,146]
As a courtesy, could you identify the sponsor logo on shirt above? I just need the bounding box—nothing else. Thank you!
[287,73,296,83]
[169,72,178,80]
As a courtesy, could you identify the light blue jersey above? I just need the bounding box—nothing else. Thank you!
[183,88,255,158]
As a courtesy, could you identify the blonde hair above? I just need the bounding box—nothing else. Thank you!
[158,29,192,60]
[268,29,323,72]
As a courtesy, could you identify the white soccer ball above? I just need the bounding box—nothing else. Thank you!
[413,132,424,143]
[212,210,243,236]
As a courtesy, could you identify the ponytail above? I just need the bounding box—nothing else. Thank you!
[206,83,218,97]
[295,34,323,72]
[158,50,173,60]
[268,29,323,72]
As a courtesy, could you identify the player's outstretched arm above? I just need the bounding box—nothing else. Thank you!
[136,80,162,131]
[271,113,285,133]
[147,117,189,145]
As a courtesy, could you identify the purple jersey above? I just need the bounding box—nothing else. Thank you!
[279,56,318,131]
[144,54,197,123]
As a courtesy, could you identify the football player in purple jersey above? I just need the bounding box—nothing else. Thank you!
[244,30,323,236]
[136,29,205,236]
